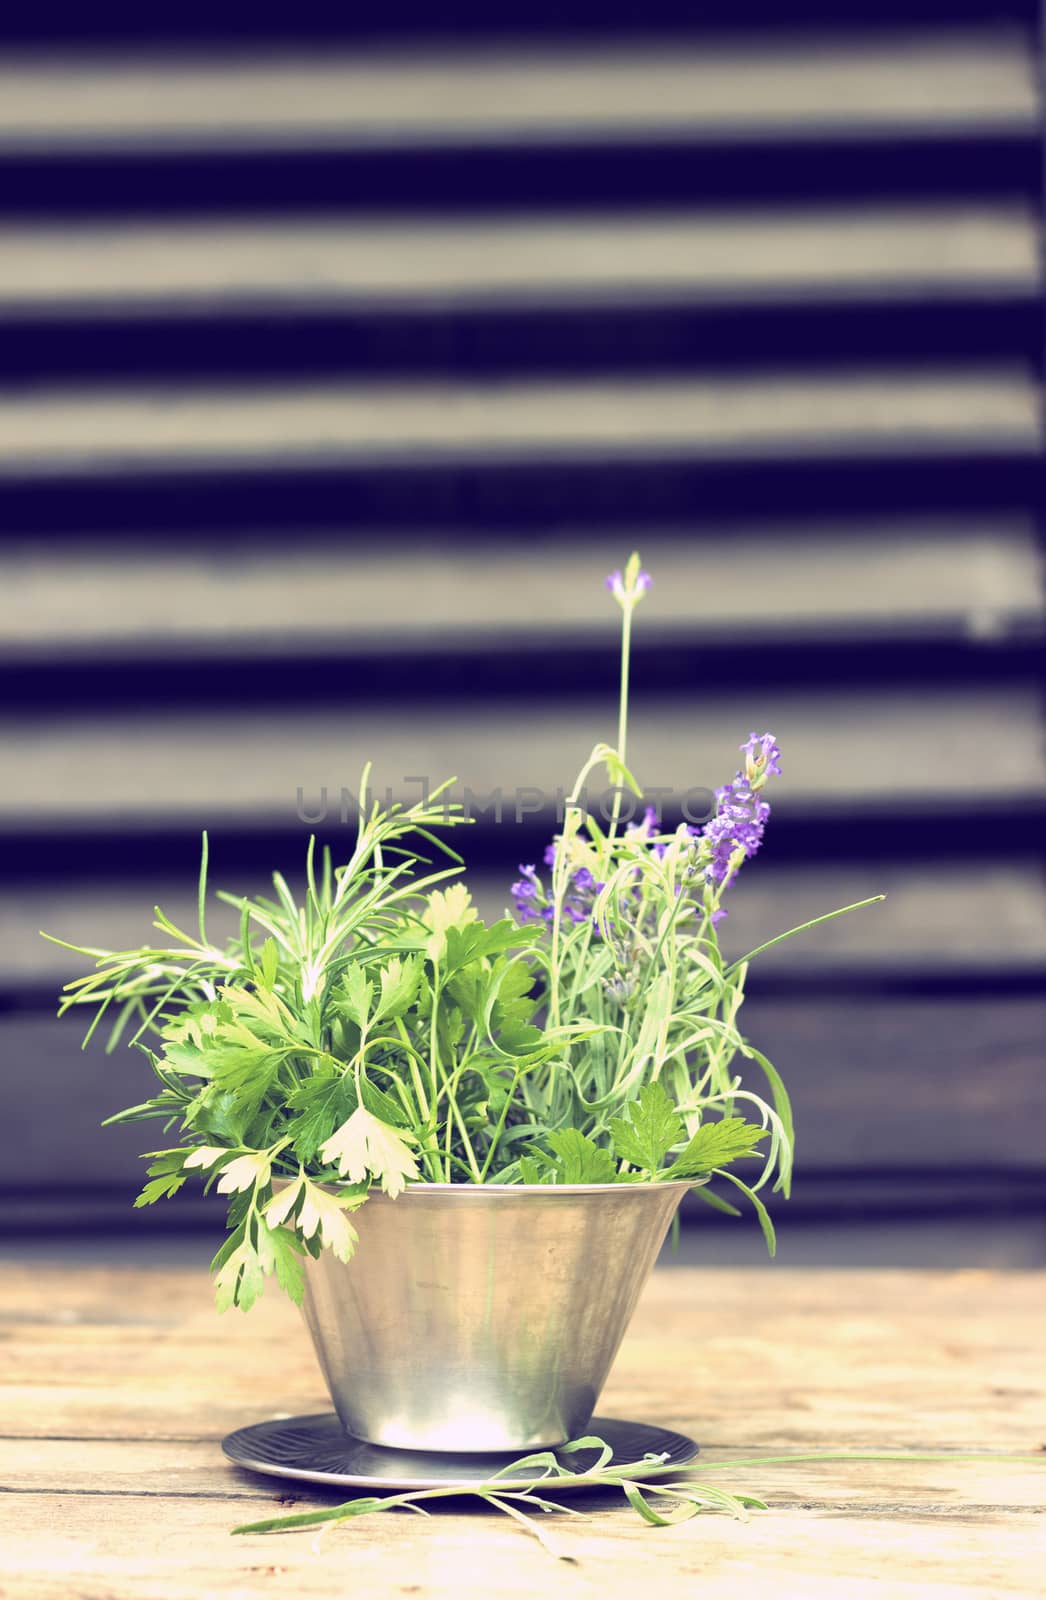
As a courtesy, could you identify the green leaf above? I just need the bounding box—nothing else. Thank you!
[132,1149,188,1207]
[320,1106,419,1197]
[210,1045,282,1097]
[293,1175,365,1262]
[687,1185,743,1218]
[335,965,372,1029]
[185,1086,257,1147]
[491,1018,545,1058]
[214,1236,265,1313]
[716,1169,777,1257]
[740,1042,795,1197]
[134,1173,187,1207]
[488,957,538,1023]
[609,1083,683,1176]
[372,955,421,1024]
[666,1117,768,1180]
[102,1092,184,1128]
[725,895,885,975]
[360,1075,410,1128]
[423,883,478,939]
[286,1068,354,1162]
[259,936,279,990]
[544,1129,618,1185]
[621,1479,702,1526]
[255,1218,306,1305]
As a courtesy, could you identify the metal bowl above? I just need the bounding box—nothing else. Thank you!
[299,1179,692,1453]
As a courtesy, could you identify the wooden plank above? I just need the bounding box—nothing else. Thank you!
[0,374,1037,477]
[1,689,1043,821]
[0,1493,1041,1600]
[0,40,1036,150]
[740,994,1046,1167]
[0,522,1040,652]
[0,1265,1042,1595]
[0,1264,1042,1452]
[0,210,1037,309]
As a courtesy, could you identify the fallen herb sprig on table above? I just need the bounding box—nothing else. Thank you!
[232,1441,1046,1562]
[231,1435,765,1560]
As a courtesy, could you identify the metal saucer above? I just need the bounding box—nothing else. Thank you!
[222,1413,699,1492]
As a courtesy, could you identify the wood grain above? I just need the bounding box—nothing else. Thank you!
[0,1263,1042,1595]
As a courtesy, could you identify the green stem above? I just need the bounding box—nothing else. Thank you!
[428,960,444,1177]
[432,1051,485,1184]
[393,1016,432,1126]
[479,1061,526,1182]
[617,602,633,771]
[447,1093,483,1184]
[607,596,634,841]
[723,895,885,975]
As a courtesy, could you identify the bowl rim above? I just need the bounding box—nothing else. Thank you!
[309,1176,702,1198]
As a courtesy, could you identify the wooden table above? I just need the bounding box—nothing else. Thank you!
[1,1261,1042,1598]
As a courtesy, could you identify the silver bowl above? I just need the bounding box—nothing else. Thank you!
[299,1179,691,1453]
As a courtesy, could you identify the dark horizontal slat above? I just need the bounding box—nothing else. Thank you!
[4,296,1041,384]
[5,1178,1045,1249]
[0,3,1037,41]
[0,131,1039,219]
[743,994,1046,1168]
[1,449,1039,533]
[3,806,1045,883]
[2,631,1041,712]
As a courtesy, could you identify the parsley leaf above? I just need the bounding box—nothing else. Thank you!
[213,1233,265,1314]
[544,1129,618,1185]
[255,1218,306,1305]
[666,1117,768,1179]
[133,1149,188,1207]
[609,1083,683,1176]
[373,955,421,1023]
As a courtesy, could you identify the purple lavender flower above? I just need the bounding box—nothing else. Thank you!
[626,805,667,858]
[689,732,782,911]
[513,732,780,935]
[605,563,652,606]
[514,845,606,928]
[741,731,782,789]
[562,865,606,925]
[511,864,543,924]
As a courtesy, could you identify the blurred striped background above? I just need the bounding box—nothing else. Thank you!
[1,2,1043,1260]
